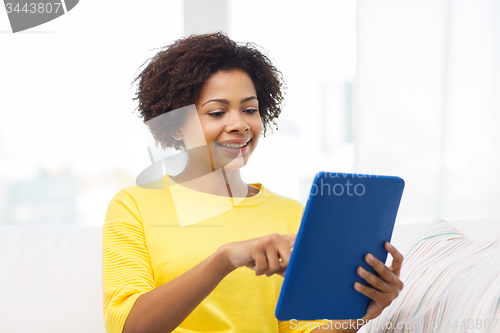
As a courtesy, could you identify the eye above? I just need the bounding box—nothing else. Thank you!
[208,111,224,117]
[245,109,259,114]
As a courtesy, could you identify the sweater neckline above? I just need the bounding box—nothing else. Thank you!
[163,174,271,207]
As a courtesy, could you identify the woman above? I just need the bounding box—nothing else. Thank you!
[102,32,404,333]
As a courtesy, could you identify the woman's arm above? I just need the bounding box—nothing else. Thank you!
[122,247,234,333]
[123,232,297,333]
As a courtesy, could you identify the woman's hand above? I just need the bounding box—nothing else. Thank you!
[355,242,404,321]
[220,233,297,277]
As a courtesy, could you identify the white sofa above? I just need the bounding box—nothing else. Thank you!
[1,218,499,333]
[0,226,106,333]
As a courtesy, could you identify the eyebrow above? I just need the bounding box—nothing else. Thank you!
[201,96,257,107]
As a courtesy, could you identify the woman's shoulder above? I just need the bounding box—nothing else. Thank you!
[259,187,305,233]
[106,177,169,214]
[112,177,168,199]
[260,185,305,210]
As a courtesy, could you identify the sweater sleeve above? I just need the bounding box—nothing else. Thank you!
[102,188,156,333]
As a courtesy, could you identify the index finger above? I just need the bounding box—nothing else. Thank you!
[283,233,297,248]
[385,242,403,275]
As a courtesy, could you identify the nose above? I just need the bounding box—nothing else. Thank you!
[225,110,249,133]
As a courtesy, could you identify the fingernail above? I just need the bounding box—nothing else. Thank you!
[359,267,365,275]
[387,242,393,249]
[367,254,374,262]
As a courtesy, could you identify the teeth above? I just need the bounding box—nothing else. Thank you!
[217,140,249,149]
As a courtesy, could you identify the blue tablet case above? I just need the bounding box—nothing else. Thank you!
[275,172,405,321]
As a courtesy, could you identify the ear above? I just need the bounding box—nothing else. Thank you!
[171,128,184,141]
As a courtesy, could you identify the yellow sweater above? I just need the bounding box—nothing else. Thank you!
[102,175,326,333]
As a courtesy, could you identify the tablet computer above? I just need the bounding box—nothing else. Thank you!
[275,172,405,321]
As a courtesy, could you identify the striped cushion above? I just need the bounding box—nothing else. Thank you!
[365,218,500,332]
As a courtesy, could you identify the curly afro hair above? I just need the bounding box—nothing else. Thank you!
[131,31,286,151]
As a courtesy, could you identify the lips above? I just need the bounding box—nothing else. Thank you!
[215,139,252,155]
[215,138,251,148]
[216,138,251,146]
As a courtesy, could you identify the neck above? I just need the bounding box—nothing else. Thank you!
[171,161,250,198]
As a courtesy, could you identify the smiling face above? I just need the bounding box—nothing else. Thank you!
[176,69,263,170]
